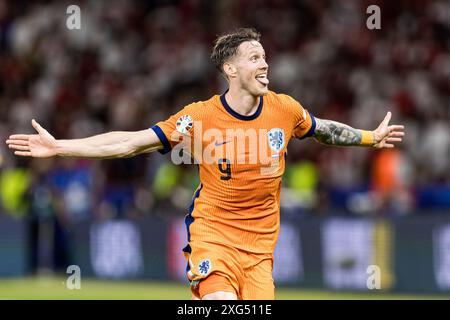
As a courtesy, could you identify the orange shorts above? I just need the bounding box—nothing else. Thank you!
[184,241,275,300]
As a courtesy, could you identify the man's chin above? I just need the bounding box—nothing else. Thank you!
[259,86,269,95]
[253,85,269,96]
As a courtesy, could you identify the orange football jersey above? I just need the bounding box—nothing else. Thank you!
[152,90,315,254]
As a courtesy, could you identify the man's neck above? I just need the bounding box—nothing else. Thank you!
[225,87,260,116]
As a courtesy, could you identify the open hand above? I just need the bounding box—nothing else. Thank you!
[373,112,405,148]
[6,119,57,157]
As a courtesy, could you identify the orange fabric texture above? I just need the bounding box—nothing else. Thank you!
[187,241,274,300]
[154,91,314,254]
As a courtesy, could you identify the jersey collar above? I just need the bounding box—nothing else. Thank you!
[220,90,263,121]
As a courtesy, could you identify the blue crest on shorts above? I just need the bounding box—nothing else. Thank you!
[198,259,212,276]
[268,128,285,153]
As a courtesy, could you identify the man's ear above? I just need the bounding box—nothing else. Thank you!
[223,62,237,79]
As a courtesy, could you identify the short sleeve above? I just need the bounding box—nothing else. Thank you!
[282,94,316,139]
[151,102,203,154]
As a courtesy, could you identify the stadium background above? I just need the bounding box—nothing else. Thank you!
[0,0,449,299]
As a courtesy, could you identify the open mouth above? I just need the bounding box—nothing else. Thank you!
[255,74,269,85]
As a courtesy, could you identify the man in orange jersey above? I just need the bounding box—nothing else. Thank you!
[6,28,405,300]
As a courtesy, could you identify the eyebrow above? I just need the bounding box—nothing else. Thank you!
[247,49,266,57]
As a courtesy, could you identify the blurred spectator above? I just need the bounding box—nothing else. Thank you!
[0,159,31,217]
[282,160,318,215]
[0,0,448,230]
[370,148,414,215]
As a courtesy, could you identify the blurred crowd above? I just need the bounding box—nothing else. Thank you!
[0,0,449,231]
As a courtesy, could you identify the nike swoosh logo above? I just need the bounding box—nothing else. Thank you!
[214,140,230,147]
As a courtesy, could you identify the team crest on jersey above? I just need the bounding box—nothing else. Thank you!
[268,128,285,153]
[176,115,193,134]
[198,259,212,276]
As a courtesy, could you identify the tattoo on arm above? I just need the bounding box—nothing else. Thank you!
[313,118,362,146]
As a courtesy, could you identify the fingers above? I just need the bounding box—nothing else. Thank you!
[389,131,405,137]
[7,134,31,141]
[382,111,392,126]
[6,139,29,146]
[386,137,402,143]
[6,134,32,154]
[388,125,405,132]
[387,125,405,143]
[14,151,32,157]
[31,119,45,134]
[8,144,30,151]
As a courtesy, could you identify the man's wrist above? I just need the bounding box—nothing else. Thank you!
[360,130,375,146]
[55,140,66,156]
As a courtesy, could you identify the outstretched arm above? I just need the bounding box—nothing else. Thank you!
[6,119,163,159]
[313,112,405,148]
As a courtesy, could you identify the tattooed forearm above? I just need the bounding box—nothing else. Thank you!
[313,118,362,146]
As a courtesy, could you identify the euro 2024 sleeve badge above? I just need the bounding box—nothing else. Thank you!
[176,115,193,134]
